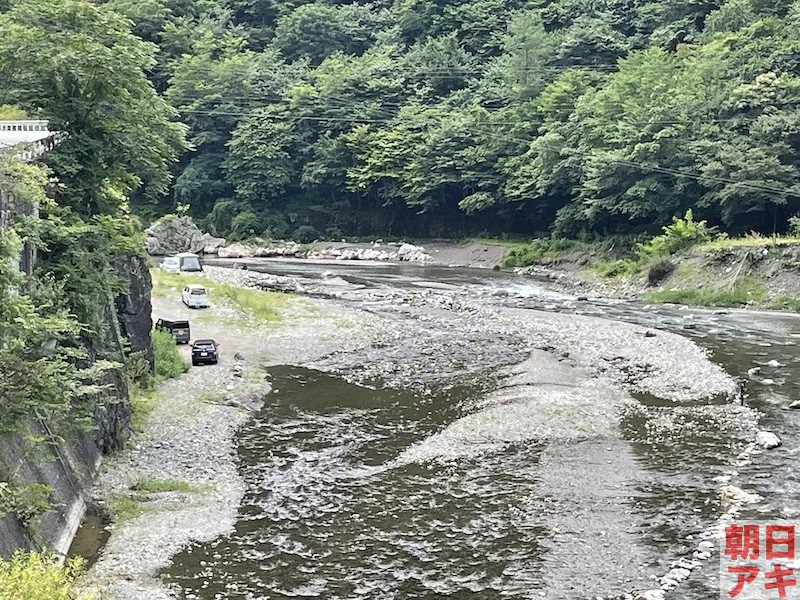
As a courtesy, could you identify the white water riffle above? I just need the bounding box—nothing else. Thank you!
[393,354,631,465]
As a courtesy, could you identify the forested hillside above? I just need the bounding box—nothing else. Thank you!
[47,0,800,238]
[100,0,800,239]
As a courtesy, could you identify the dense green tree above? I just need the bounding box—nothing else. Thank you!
[0,0,186,216]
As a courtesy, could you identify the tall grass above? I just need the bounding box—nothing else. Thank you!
[0,552,91,600]
[152,329,188,380]
[771,294,800,312]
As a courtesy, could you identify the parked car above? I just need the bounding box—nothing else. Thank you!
[159,256,181,274]
[154,318,191,344]
[175,252,204,272]
[182,284,209,308]
[191,339,218,366]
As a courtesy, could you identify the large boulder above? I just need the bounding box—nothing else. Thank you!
[145,215,220,255]
[200,232,227,254]
[218,242,256,258]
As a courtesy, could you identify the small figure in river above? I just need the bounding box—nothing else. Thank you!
[737,379,748,405]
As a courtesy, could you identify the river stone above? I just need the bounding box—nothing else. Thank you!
[721,485,763,506]
[756,430,782,449]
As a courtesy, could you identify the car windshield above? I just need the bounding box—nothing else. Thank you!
[194,340,215,347]
[180,256,202,271]
[190,288,206,295]
[171,321,189,328]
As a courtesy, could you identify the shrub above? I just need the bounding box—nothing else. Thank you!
[592,259,638,278]
[152,329,188,381]
[637,209,719,257]
[230,210,264,241]
[0,482,52,525]
[291,225,320,244]
[0,552,90,600]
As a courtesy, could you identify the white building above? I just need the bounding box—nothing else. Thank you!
[0,120,63,274]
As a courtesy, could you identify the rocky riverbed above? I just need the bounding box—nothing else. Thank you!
[83,262,770,600]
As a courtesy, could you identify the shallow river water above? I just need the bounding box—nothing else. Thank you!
[160,260,800,599]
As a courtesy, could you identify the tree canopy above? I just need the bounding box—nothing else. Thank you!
[7,0,800,239]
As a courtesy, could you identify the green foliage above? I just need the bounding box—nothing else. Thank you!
[230,211,265,242]
[789,215,800,238]
[591,258,639,278]
[291,225,319,243]
[0,0,187,213]
[216,285,287,322]
[0,552,90,600]
[0,105,26,119]
[500,238,576,267]
[637,210,720,257]
[0,482,53,525]
[152,330,188,381]
[31,0,800,240]
[130,388,159,433]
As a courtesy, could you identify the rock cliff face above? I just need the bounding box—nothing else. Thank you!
[115,253,154,368]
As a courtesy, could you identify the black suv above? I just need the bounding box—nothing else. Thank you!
[191,339,219,366]
[155,318,191,344]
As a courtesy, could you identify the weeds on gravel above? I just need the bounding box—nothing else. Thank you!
[0,552,91,600]
[131,478,201,493]
[771,294,800,312]
[130,389,160,433]
[644,278,766,306]
[107,496,145,522]
[216,285,285,322]
[197,389,226,404]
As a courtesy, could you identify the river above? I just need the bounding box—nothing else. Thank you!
[159,259,799,599]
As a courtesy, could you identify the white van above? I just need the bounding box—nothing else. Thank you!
[159,256,181,274]
[182,284,209,308]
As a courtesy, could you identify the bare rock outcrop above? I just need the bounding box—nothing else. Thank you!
[145,215,225,255]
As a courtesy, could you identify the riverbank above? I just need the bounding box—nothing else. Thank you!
[510,237,800,310]
[84,275,379,599]
[84,262,770,600]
